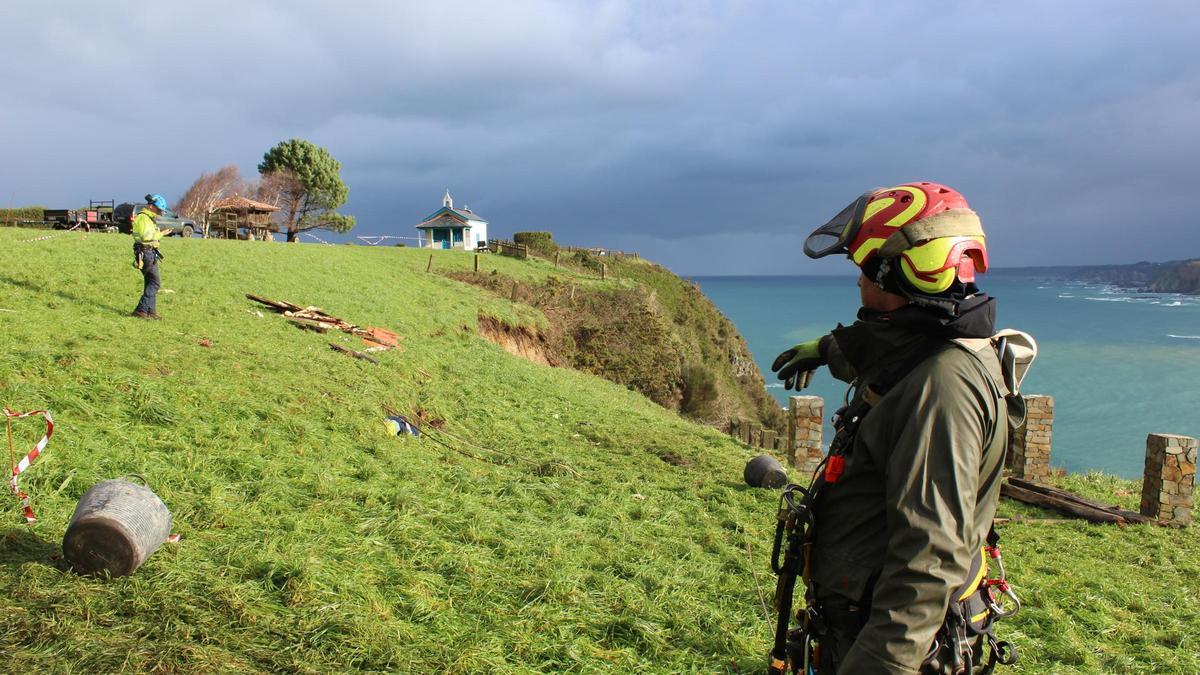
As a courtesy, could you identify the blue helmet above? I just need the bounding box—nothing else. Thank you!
[145,193,167,211]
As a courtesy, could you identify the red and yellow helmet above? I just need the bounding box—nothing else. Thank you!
[803,182,988,296]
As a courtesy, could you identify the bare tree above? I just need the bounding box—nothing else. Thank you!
[174,165,245,237]
[254,170,305,239]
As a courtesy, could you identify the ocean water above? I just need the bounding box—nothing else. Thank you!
[692,275,1200,478]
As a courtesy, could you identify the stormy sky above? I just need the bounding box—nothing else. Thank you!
[3,1,1197,275]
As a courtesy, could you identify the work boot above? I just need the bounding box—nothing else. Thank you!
[147,312,162,320]
[131,310,150,319]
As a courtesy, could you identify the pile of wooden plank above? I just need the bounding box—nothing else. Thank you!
[1001,477,1152,526]
[246,294,401,361]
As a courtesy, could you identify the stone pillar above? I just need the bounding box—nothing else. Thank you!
[788,396,824,477]
[1140,434,1197,526]
[1007,395,1053,482]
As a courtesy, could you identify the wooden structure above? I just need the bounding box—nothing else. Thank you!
[210,196,280,241]
[488,239,529,259]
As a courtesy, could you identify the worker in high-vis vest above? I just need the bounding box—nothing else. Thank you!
[131,193,167,319]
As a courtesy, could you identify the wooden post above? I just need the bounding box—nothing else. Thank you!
[511,281,519,301]
[762,430,778,452]
[426,254,434,272]
[569,285,575,302]
[601,263,607,280]
[728,419,739,438]
[474,254,480,272]
[554,252,560,268]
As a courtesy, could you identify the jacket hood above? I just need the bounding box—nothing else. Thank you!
[832,294,997,377]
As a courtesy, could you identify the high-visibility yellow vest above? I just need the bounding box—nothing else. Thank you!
[132,210,162,246]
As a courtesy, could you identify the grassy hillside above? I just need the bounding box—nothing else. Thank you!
[447,248,783,431]
[0,228,1197,673]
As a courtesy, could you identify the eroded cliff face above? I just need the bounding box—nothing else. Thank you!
[476,315,558,367]
[453,261,783,433]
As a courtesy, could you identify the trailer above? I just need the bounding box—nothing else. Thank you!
[42,200,118,231]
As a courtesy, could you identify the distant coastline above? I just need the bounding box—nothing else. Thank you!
[991,258,1200,295]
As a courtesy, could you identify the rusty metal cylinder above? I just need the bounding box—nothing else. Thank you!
[63,479,172,577]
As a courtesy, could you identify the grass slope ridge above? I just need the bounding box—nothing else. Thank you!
[448,251,783,431]
[0,229,1196,673]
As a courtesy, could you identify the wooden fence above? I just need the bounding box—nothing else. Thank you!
[488,239,529,259]
[560,246,639,260]
[728,419,785,452]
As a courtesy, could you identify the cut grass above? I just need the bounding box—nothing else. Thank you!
[0,228,1196,673]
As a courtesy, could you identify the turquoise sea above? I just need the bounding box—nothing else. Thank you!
[692,275,1200,478]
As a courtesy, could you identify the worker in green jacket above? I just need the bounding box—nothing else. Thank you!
[770,182,1018,674]
[131,193,166,319]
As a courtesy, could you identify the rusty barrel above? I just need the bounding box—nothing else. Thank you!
[743,454,788,489]
[63,479,172,577]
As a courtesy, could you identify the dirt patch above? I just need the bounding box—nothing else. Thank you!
[656,450,692,467]
[477,315,559,367]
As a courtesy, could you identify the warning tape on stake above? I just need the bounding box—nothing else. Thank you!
[5,407,53,524]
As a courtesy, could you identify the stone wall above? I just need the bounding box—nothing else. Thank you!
[788,395,824,478]
[1140,433,1197,526]
[1007,395,1053,481]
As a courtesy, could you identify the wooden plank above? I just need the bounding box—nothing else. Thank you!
[287,317,330,333]
[329,343,380,365]
[246,294,294,312]
[1000,481,1145,525]
[1006,478,1150,523]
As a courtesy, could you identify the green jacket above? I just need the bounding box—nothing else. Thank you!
[812,308,1008,674]
[132,209,162,247]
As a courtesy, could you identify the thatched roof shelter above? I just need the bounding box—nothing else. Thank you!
[211,195,281,239]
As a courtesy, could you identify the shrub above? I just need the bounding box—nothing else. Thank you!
[514,231,557,255]
[680,362,718,418]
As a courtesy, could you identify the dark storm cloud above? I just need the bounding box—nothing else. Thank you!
[2,1,1197,273]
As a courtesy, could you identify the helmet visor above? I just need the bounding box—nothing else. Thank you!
[803,191,875,259]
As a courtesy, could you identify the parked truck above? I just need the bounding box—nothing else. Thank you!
[113,201,197,238]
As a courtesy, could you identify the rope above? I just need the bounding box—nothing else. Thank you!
[746,530,773,630]
[405,417,579,476]
[12,234,59,243]
[433,423,580,476]
[4,407,53,523]
[300,232,334,245]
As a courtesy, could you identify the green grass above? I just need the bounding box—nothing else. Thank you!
[0,228,1196,673]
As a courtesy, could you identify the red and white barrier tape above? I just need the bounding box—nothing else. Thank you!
[15,235,57,243]
[5,407,53,524]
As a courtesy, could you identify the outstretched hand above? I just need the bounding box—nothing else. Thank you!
[770,335,832,391]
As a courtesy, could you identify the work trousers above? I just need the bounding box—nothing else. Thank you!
[134,246,161,315]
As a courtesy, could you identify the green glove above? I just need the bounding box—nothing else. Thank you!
[770,335,833,391]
